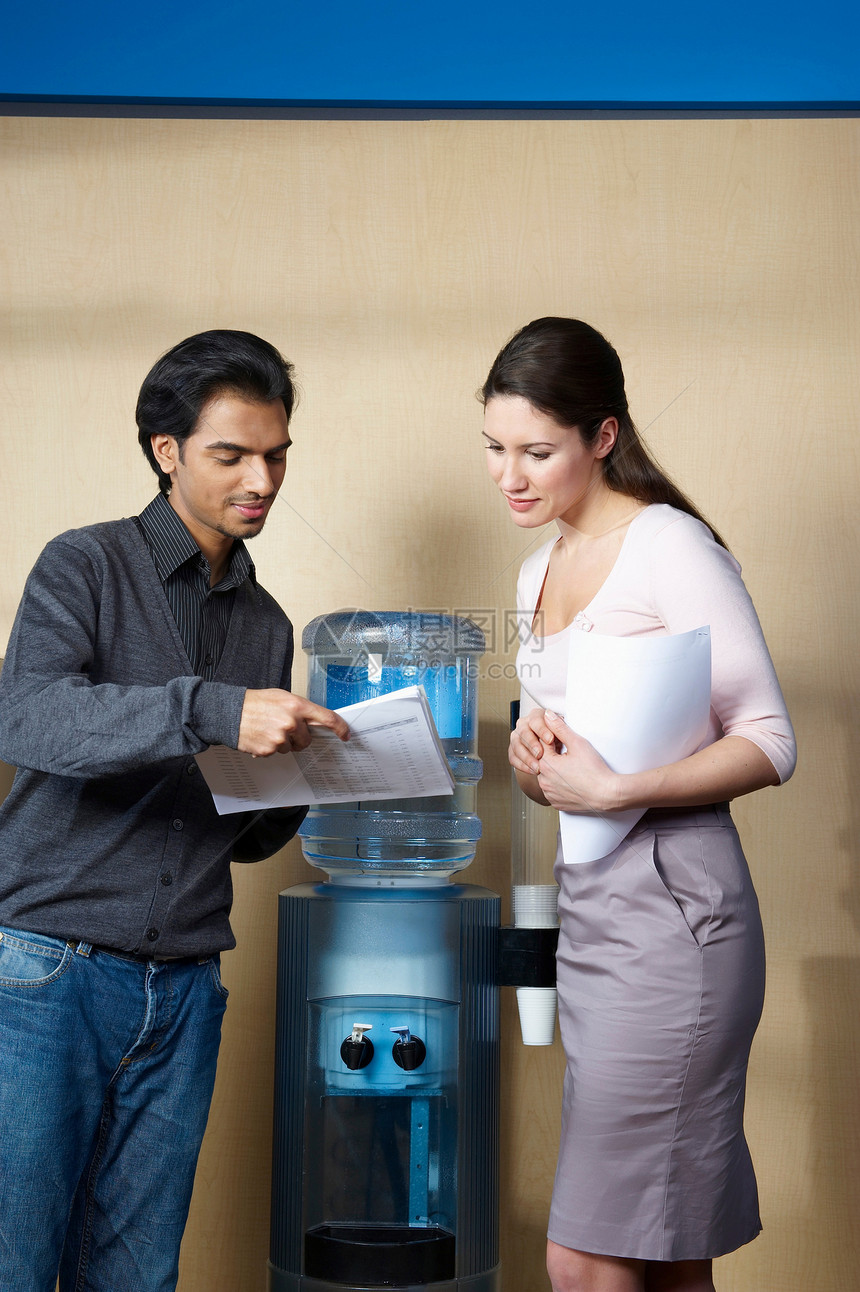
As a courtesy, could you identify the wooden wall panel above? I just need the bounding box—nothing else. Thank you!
[1,115,857,1291]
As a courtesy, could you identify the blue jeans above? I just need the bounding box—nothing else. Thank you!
[0,926,228,1292]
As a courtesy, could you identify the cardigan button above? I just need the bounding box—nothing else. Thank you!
[146,928,159,942]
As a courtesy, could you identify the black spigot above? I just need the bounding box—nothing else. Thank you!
[390,1025,426,1071]
[340,1023,374,1070]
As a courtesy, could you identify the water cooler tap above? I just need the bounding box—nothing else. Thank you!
[390,1025,426,1071]
[340,1023,374,1070]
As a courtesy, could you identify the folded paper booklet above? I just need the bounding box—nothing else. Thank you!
[196,685,455,814]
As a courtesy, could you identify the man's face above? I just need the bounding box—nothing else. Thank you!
[152,395,291,553]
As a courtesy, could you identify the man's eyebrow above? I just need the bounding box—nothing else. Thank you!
[204,438,292,453]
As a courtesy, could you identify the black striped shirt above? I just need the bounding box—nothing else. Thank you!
[136,493,255,680]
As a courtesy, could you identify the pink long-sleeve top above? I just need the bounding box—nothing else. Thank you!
[515,503,796,784]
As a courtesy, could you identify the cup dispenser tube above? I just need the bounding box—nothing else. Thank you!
[508,701,559,1046]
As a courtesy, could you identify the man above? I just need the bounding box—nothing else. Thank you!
[0,330,347,1291]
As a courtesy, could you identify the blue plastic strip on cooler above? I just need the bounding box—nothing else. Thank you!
[410,1097,431,1225]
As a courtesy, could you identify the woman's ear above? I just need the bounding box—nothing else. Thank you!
[594,417,619,460]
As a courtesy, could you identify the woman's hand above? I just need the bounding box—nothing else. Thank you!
[535,711,622,815]
[530,714,781,815]
[508,706,559,776]
[509,708,621,813]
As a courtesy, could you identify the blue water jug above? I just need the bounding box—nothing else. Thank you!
[299,612,485,878]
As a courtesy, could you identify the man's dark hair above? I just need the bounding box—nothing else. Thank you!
[136,330,297,496]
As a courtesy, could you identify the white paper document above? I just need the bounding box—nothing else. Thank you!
[196,686,455,815]
[559,626,711,864]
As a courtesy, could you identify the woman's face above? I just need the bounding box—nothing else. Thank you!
[483,395,613,529]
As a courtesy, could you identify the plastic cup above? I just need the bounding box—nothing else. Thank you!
[512,884,559,928]
[516,986,557,1046]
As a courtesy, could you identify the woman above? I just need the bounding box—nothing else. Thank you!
[482,318,795,1292]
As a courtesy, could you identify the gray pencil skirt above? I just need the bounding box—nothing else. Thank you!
[548,804,765,1262]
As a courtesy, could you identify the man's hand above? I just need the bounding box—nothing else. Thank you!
[237,690,350,757]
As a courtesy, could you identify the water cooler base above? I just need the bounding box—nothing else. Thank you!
[268,1265,500,1292]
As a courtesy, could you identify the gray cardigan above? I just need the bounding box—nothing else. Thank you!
[0,517,303,956]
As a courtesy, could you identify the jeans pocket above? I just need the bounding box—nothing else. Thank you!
[206,955,229,1001]
[0,926,75,987]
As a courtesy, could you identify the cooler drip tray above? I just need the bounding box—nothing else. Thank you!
[305,1224,456,1285]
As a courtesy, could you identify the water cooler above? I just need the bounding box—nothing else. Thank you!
[268,613,500,1292]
